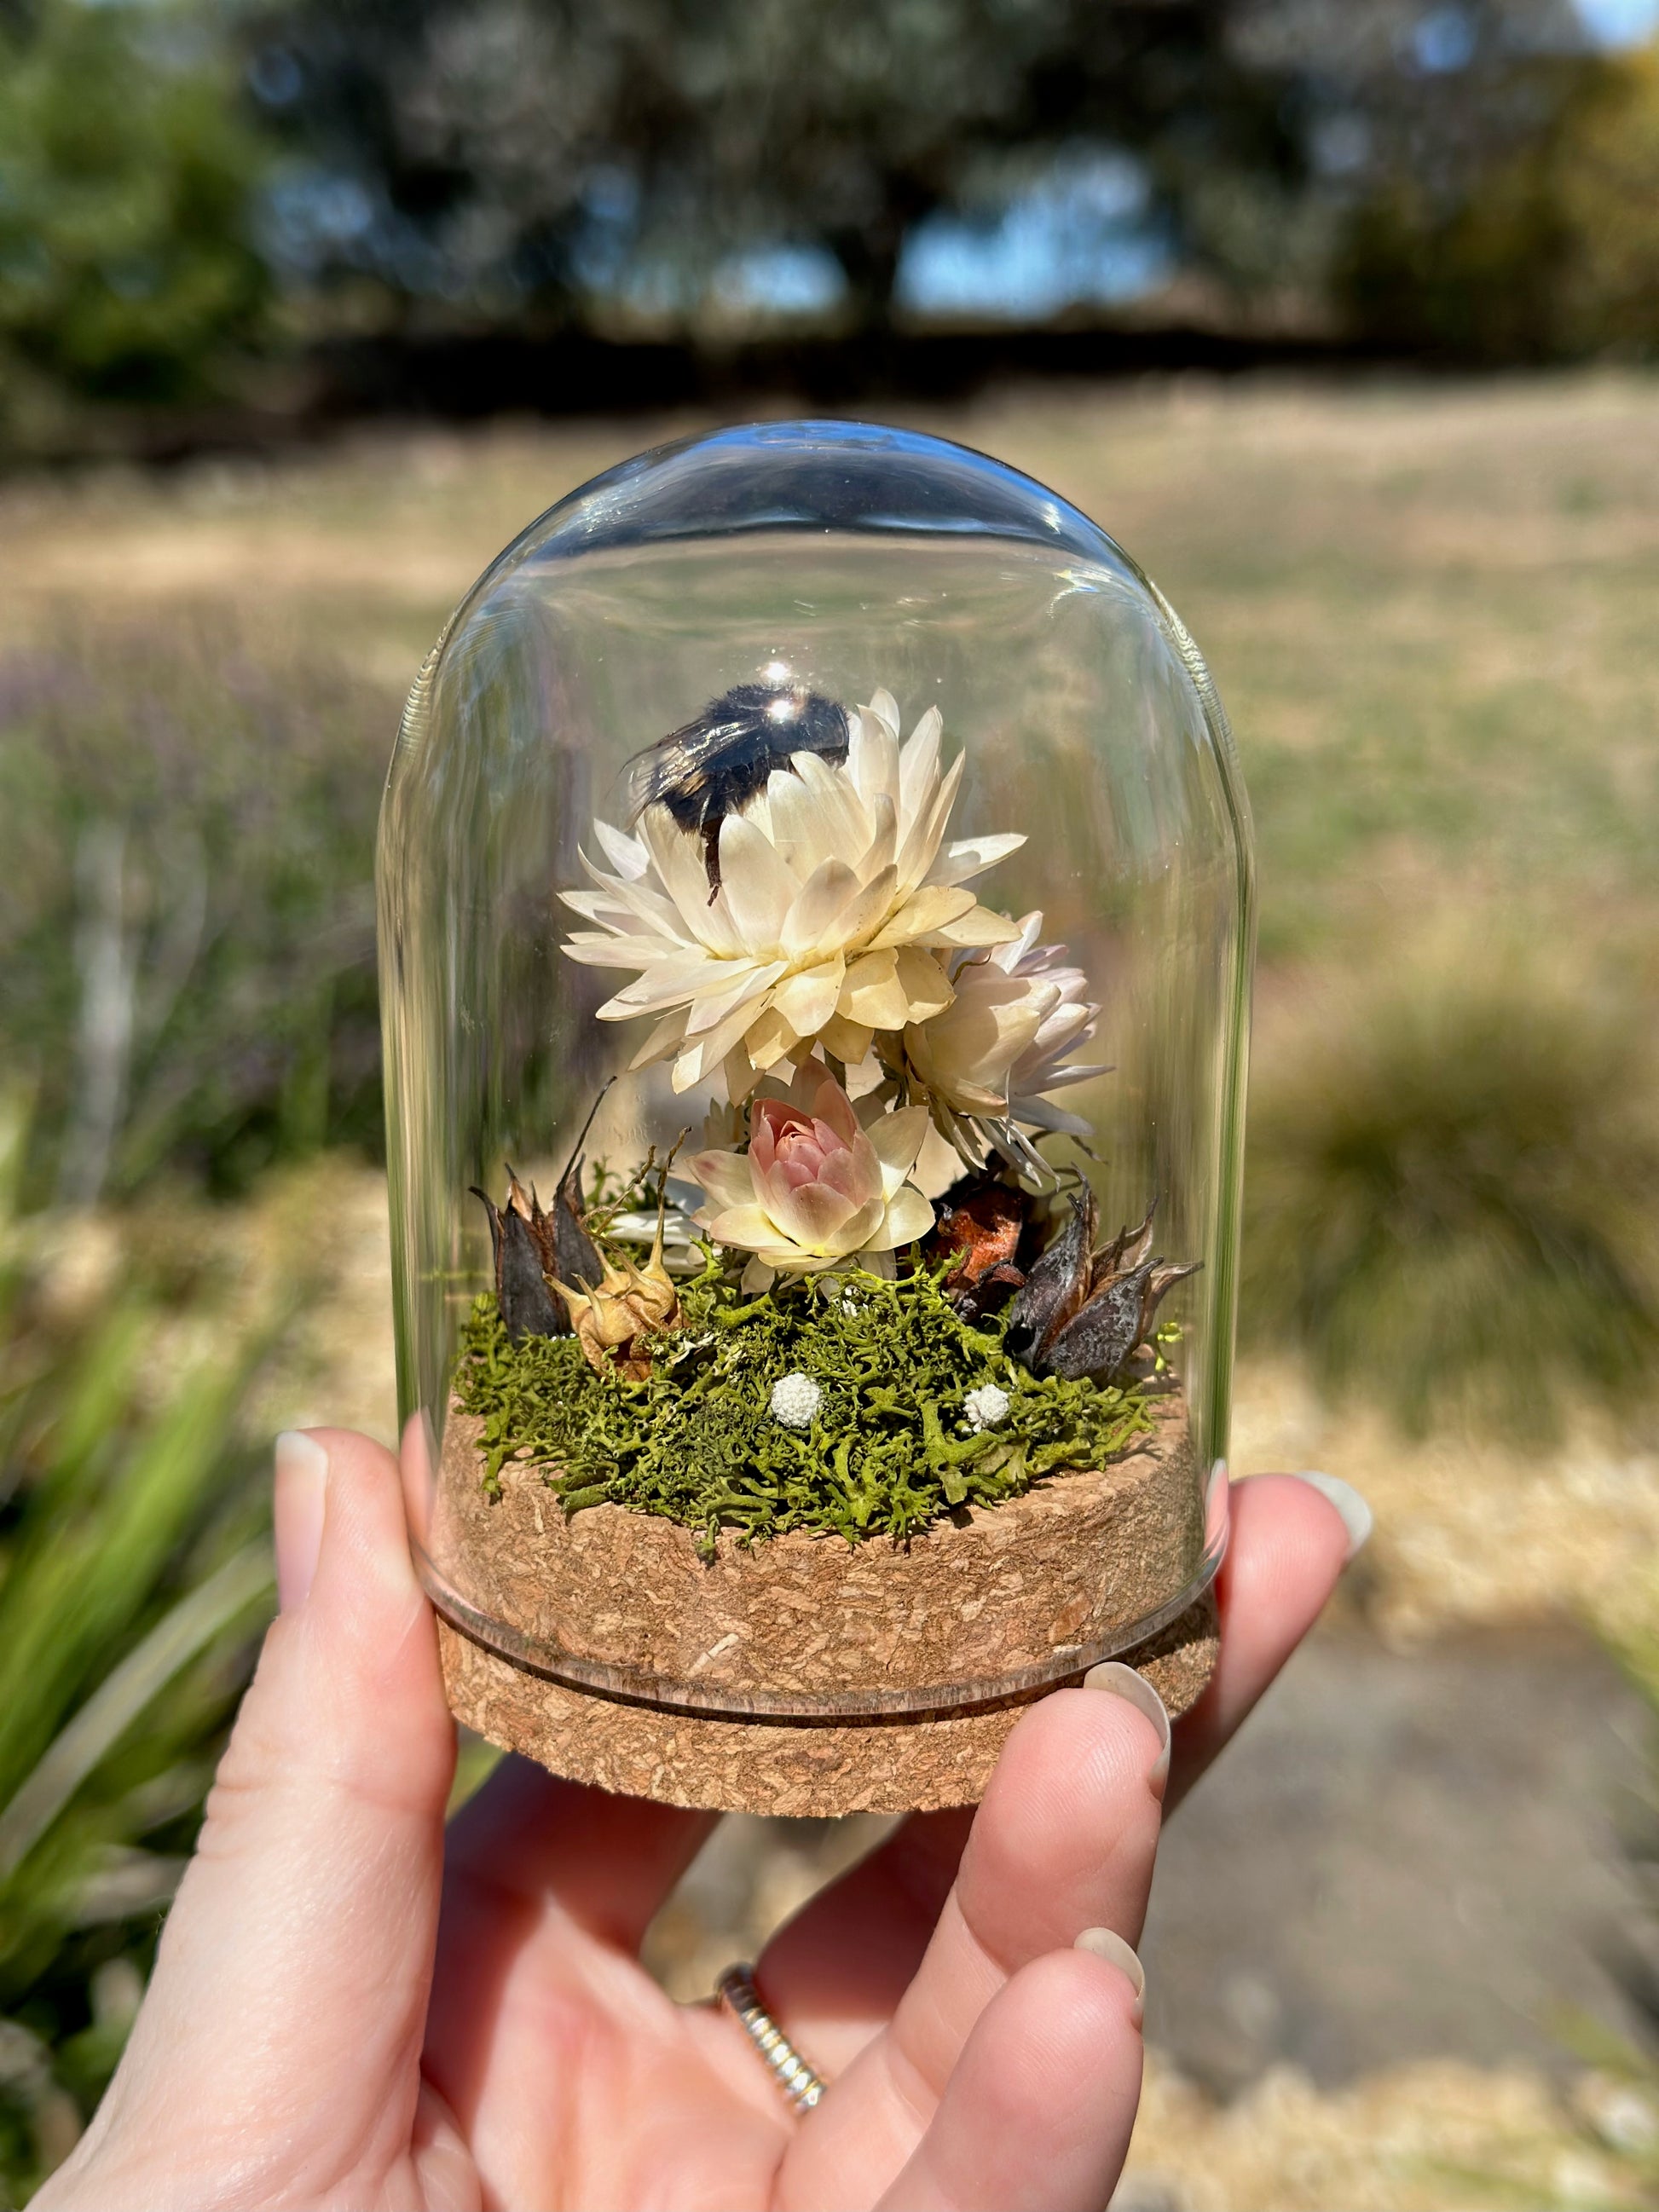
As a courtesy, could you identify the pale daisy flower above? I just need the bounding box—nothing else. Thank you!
[559,690,1024,1100]
[903,910,1105,1155]
[996,914,1106,1134]
[686,1061,934,1289]
[903,962,1058,1120]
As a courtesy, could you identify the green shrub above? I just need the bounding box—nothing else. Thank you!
[1339,44,1659,362]
[0,1098,279,2203]
[0,0,272,439]
[1243,949,1659,1438]
[0,621,390,1204]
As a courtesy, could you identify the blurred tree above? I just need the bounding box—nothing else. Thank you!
[240,0,1302,338]
[1338,35,1659,357]
[0,0,271,430]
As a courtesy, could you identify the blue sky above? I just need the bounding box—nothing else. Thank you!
[1575,0,1659,41]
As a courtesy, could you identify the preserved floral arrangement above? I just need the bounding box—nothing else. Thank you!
[455,685,1197,1565]
[378,419,1253,1817]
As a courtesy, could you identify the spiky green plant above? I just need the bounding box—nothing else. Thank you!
[1243,948,1659,1439]
[0,1100,278,2204]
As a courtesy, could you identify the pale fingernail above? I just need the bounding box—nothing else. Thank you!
[1074,1926,1145,2025]
[1082,1660,1171,1794]
[275,1431,328,1612]
[1289,1470,1373,1562]
[1205,1462,1231,1550]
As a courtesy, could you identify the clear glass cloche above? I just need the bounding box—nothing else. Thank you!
[378,419,1253,1759]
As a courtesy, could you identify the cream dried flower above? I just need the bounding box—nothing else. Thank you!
[902,962,1056,1120]
[559,690,1023,1100]
[904,910,1103,1142]
[687,1062,934,1288]
[997,913,1106,1134]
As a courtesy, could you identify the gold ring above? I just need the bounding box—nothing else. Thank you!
[715,1962,826,2111]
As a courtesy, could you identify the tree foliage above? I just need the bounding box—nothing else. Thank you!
[1339,40,1659,358]
[0,0,271,425]
[243,0,1300,332]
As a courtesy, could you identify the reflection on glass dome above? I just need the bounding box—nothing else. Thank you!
[377,419,1255,1816]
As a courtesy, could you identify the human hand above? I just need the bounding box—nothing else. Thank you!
[36,1430,1365,2212]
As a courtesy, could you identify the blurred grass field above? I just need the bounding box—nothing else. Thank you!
[3,373,1659,2204]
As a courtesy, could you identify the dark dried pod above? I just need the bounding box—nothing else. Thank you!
[471,1087,610,1340]
[1004,1189,1096,1362]
[471,1182,565,1342]
[1005,1188,1200,1384]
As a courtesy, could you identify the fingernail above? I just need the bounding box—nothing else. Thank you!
[1074,1926,1145,2025]
[1289,1470,1373,1562]
[275,1431,328,1612]
[1082,1660,1171,1794]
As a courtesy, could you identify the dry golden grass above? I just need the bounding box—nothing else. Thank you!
[7,372,1656,972]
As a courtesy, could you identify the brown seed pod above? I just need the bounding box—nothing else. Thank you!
[924,1171,1032,1320]
[471,1088,610,1341]
[1005,1190,1200,1383]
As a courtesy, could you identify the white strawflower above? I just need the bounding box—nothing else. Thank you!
[963,1383,1011,1432]
[769,1372,823,1429]
[903,910,1105,1158]
[997,913,1106,1134]
[559,690,1024,1100]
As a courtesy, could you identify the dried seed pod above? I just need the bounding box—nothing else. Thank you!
[471,1087,610,1339]
[1005,1189,1200,1383]
[551,1176,680,1380]
[1004,1189,1097,1363]
[471,1182,565,1342]
[925,1171,1032,1320]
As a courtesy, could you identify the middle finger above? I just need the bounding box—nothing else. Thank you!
[771,1672,1166,2209]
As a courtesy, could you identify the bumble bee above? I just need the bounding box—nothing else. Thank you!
[622,680,849,898]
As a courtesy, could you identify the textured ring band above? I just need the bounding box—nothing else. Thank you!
[715,1962,827,2111]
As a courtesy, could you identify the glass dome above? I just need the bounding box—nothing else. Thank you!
[378,419,1253,1787]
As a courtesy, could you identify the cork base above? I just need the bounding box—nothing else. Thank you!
[437,1587,1218,1816]
[429,1392,1204,1709]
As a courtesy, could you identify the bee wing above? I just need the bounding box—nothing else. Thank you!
[619,740,685,825]
[621,701,755,825]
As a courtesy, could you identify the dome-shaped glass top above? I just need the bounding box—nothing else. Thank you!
[379,419,1253,1743]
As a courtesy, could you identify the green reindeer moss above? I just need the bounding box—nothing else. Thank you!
[453,1253,1157,1556]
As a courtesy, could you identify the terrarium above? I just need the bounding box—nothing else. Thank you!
[378,420,1254,1818]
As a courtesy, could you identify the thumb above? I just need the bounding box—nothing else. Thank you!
[44,1429,458,2209]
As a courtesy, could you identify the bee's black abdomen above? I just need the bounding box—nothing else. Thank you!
[623,680,851,893]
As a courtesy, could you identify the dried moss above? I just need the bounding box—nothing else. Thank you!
[453,1255,1155,1555]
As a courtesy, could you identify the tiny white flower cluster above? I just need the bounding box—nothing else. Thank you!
[769,1372,823,1429]
[963,1383,1010,1433]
